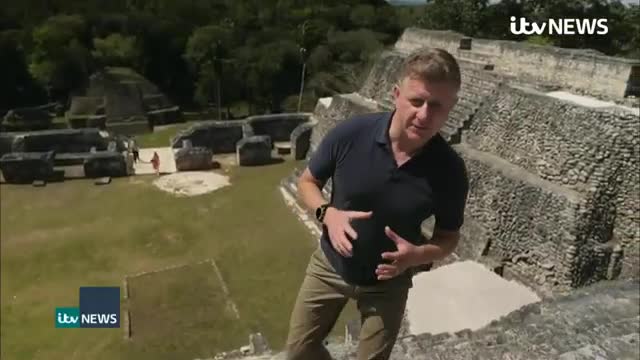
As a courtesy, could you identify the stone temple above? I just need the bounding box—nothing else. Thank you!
[214,28,640,359]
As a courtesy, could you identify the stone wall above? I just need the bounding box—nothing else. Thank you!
[457,145,591,290]
[308,93,379,156]
[75,68,183,133]
[466,87,631,191]
[68,116,107,129]
[68,96,104,116]
[464,86,639,286]
[290,122,315,160]
[3,129,111,153]
[1,106,53,132]
[0,151,56,183]
[172,114,313,157]
[171,121,246,153]
[142,94,173,111]
[359,51,405,107]
[236,135,272,166]
[394,28,639,99]
[104,82,147,122]
[248,114,309,142]
[83,152,128,178]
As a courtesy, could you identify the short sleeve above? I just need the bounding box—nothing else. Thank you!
[434,157,469,231]
[308,126,341,183]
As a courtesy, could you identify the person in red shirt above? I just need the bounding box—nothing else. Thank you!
[151,151,160,175]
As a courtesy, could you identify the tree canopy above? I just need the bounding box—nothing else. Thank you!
[1,0,637,114]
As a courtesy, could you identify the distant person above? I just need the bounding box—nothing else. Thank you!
[285,48,469,360]
[131,140,140,164]
[151,151,160,175]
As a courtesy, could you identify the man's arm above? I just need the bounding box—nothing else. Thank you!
[414,227,460,264]
[297,168,328,212]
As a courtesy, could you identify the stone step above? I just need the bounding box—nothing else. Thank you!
[274,141,291,155]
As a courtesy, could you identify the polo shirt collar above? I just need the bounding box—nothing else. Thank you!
[376,111,441,158]
[375,111,394,146]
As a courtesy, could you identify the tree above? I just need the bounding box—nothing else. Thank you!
[29,15,91,102]
[419,0,488,36]
[327,28,383,63]
[184,24,235,115]
[350,5,376,28]
[0,30,46,109]
[92,33,139,68]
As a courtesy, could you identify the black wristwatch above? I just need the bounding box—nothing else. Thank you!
[315,203,330,223]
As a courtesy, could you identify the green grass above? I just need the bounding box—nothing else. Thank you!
[0,160,357,360]
[136,122,195,148]
[127,262,249,357]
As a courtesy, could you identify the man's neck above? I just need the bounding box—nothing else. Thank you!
[388,121,429,158]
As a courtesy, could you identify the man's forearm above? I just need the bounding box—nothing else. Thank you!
[297,179,327,212]
[414,231,459,265]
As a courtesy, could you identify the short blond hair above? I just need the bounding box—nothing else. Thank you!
[397,48,461,89]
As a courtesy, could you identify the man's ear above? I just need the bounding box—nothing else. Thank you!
[392,84,400,100]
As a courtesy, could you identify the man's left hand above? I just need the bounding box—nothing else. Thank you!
[376,226,423,281]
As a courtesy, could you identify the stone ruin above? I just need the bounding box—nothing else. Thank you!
[170,113,313,168]
[248,28,638,359]
[0,103,60,132]
[174,140,217,172]
[0,128,131,184]
[66,67,182,135]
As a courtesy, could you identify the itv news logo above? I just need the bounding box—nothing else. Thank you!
[55,287,120,328]
[510,16,608,35]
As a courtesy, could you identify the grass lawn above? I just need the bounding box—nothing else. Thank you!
[136,122,195,148]
[1,160,356,360]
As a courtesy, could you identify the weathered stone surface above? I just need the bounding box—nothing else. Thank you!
[222,280,638,360]
[0,151,55,183]
[171,114,312,157]
[172,121,245,153]
[1,129,111,154]
[148,106,182,125]
[236,136,272,166]
[174,146,216,171]
[290,122,314,160]
[1,105,52,131]
[394,28,638,99]
[83,152,128,178]
[249,114,308,142]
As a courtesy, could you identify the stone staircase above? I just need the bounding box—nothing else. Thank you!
[206,279,638,360]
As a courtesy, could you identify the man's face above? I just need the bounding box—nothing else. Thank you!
[392,76,459,144]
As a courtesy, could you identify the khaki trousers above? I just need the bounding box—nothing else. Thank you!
[285,247,411,360]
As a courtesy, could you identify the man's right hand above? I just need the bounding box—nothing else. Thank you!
[323,207,373,257]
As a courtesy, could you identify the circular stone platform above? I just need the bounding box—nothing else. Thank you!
[152,171,230,197]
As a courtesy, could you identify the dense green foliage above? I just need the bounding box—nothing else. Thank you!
[1,0,637,113]
[418,0,640,57]
[0,0,417,113]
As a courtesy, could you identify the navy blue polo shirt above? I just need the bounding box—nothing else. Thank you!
[308,111,469,286]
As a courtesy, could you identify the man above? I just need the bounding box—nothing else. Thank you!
[132,139,140,164]
[285,48,469,360]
